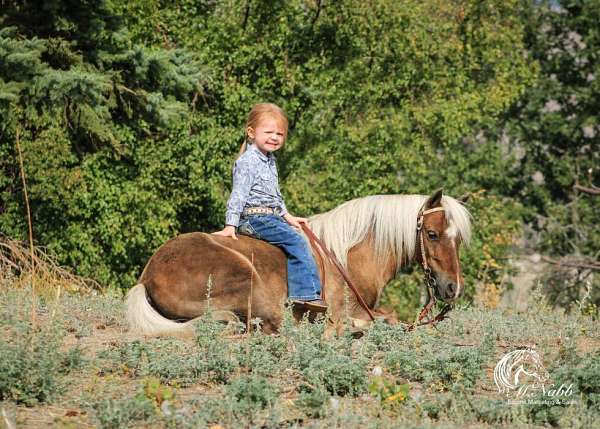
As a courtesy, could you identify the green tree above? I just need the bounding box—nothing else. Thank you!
[498,0,600,308]
[1,0,535,318]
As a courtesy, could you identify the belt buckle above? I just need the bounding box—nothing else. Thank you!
[244,207,275,217]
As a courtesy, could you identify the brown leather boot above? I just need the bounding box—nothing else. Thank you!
[292,299,328,313]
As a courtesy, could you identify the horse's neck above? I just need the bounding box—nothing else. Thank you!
[344,236,398,307]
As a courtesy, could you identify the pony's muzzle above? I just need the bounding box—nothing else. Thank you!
[437,275,463,302]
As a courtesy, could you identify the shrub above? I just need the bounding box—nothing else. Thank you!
[385,334,492,390]
[236,332,289,377]
[98,316,241,386]
[0,321,85,405]
[303,354,368,397]
[524,350,600,427]
[296,386,330,418]
[92,393,156,429]
[225,375,279,416]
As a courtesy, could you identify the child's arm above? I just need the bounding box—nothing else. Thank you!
[213,159,256,239]
[283,213,309,230]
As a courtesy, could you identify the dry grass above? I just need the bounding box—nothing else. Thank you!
[0,235,103,294]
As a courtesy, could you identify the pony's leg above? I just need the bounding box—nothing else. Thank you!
[259,317,281,334]
[249,296,284,334]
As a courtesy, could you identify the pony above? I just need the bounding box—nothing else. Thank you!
[126,189,471,336]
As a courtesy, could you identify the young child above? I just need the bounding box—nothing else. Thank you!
[213,103,327,312]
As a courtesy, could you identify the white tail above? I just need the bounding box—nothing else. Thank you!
[125,284,241,337]
[125,284,196,337]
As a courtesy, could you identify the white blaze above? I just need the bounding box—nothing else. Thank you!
[446,222,461,299]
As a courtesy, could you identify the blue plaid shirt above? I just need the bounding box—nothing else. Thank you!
[225,144,288,227]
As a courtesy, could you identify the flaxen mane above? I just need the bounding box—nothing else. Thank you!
[308,195,471,270]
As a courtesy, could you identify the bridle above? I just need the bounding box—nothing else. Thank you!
[301,204,459,330]
[407,205,455,331]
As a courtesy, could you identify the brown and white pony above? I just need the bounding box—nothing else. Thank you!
[126,189,471,335]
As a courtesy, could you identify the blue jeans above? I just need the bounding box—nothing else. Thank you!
[238,214,322,301]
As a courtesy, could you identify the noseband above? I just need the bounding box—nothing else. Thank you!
[408,206,454,331]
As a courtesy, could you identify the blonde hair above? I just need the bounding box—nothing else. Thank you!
[238,103,289,157]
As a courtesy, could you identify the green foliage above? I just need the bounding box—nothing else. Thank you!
[302,353,368,396]
[282,316,368,396]
[0,321,85,405]
[236,331,289,377]
[550,350,600,409]
[0,3,211,287]
[143,376,175,408]
[3,283,598,428]
[385,329,493,390]
[98,333,238,387]
[92,391,156,429]
[1,0,534,304]
[225,375,279,416]
[296,386,330,418]
[496,0,600,308]
[368,373,411,407]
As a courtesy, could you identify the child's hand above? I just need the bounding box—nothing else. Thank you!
[213,225,238,240]
[283,214,308,230]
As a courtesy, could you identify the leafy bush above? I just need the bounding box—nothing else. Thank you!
[0,322,85,405]
[385,333,492,390]
[92,393,156,429]
[302,354,368,397]
[296,386,330,418]
[98,334,238,386]
[236,331,289,377]
[225,375,279,416]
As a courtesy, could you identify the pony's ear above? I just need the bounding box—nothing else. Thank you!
[457,192,470,205]
[425,188,444,209]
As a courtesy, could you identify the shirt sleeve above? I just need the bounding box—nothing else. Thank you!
[225,159,257,227]
[273,162,288,217]
[277,186,288,217]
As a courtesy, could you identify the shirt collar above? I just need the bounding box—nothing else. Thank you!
[247,143,275,162]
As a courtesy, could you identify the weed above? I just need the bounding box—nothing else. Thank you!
[226,375,279,416]
[0,321,85,405]
[522,350,600,427]
[92,392,155,429]
[98,340,149,378]
[3,275,600,428]
[236,332,288,377]
[303,353,368,396]
[384,333,492,390]
[368,373,410,407]
[296,386,330,418]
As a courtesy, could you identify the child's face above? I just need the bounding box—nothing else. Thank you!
[247,116,287,155]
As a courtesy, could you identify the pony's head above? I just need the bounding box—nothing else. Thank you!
[417,189,470,303]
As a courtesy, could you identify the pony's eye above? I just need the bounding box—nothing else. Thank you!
[427,230,438,241]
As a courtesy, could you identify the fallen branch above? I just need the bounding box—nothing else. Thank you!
[574,184,600,195]
[541,255,600,271]
[0,236,103,291]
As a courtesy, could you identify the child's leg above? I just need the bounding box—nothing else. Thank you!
[245,215,322,301]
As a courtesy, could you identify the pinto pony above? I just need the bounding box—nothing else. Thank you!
[126,189,471,335]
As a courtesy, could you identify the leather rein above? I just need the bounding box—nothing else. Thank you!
[301,224,376,321]
[301,204,455,330]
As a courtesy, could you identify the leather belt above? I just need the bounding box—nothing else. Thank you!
[242,207,279,217]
